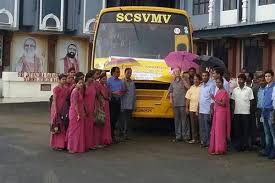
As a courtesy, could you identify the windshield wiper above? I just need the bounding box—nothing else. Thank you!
[119,7,140,41]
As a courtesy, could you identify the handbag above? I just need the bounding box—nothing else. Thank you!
[94,93,106,126]
[94,107,106,126]
[60,113,69,129]
[50,121,61,134]
[60,87,74,129]
[60,98,70,129]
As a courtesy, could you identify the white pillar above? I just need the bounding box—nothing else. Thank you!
[242,0,248,23]
[208,0,215,26]
[102,0,106,8]
[179,0,185,9]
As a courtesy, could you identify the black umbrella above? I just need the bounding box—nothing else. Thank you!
[195,55,226,69]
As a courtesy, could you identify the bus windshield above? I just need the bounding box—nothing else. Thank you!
[93,10,191,82]
[94,11,190,61]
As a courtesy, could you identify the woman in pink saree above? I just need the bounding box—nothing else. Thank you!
[84,70,100,150]
[67,77,86,153]
[98,72,112,145]
[92,71,108,148]
[50,74,68,150]
[209,77,231,155]
[65,75,75,93]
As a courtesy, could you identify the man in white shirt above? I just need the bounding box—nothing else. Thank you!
[231,73,254,152]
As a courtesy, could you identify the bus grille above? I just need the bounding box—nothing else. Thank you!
[135,83,170,90]
[136,90,166,101]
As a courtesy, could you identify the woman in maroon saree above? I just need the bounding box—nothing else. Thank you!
[209,77,231,155]
[84,70,100,150]
[65,75,75,93]
[67,77,86,153]
[98,72,112,145]
[50,74,68,150]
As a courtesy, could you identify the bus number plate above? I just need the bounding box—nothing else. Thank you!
[135,108,153,113]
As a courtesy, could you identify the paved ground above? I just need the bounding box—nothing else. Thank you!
[0,105,275,183]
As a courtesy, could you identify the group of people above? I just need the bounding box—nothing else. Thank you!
[169,67,275,159]
[49,67,136,153]
[50,64,275,159]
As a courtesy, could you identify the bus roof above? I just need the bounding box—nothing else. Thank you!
[100,6,190,17]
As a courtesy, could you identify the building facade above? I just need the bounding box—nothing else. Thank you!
[184,0,275,75]
[0,0,103,98]
[0,0,104,76]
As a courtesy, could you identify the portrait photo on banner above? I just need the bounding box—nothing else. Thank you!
[11,35,47,73]
[56,38,88,74]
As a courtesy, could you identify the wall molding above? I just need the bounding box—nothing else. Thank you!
[84,18,96,34]
[0,8,13,26]
[41,13,61,30]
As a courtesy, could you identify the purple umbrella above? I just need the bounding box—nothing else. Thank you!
[165,51,199,71]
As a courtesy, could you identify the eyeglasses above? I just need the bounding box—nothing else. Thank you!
[24,44,36,48]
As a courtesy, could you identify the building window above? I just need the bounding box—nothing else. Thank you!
[223,0,237,10]
[213,40,228,67]
[0,35,2,78]
[39,0,64,31]
[195,42,207,56]
[259,0,275,5]
[243,39,263,73]
[107,0,177,8]
[193,0,209,15]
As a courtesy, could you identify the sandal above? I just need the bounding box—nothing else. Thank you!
[188,140,196,144]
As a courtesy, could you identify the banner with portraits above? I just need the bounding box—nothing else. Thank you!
[11,34,48,72]
[56,38,88,74]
